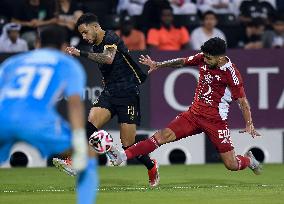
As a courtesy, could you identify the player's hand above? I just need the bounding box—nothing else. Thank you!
[239,123,261,138]
[139,55,158,74]
[66,46,80,56]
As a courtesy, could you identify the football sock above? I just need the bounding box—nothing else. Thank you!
[125,136,160,160]
[77,158,98,204]
[136,155,155,170]
[123,146,154,170]
[86,122,98,139]
[236,155,250,170]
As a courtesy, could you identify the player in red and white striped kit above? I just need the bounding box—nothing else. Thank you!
[106,37,262,178]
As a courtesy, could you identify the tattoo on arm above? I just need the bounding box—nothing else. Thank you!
[87,47,117,64]
[156,58,186,68]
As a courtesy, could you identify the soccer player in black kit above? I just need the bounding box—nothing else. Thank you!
[53,13,160,187]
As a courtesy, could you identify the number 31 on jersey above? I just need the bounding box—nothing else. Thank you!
[4,66,54,99]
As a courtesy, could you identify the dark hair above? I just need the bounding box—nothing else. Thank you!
[201,37,226,56]
[39,25,67,48]
[202,10,217,20]
[76,13,99,28]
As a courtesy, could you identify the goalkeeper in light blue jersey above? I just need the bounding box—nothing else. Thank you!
[0,25,98,204]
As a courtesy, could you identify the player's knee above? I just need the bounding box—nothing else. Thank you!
[223,160,238,171]
[156,128,176,144]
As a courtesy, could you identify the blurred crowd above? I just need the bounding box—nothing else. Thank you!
[0,0,284,53]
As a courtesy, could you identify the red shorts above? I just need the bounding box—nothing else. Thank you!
[167,110,234,153]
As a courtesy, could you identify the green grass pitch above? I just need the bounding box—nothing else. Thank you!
[0,164,284,204]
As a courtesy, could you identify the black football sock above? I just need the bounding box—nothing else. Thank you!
[86,121,98,139]
[123,146,155,170]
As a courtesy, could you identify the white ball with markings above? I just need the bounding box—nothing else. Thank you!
[89,130,113,154]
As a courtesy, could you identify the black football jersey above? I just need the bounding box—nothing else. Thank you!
[92,30,146,96]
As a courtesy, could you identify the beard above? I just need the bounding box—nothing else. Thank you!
[206,63,218,69]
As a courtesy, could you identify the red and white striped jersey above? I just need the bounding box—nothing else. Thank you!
[184,53,246,120]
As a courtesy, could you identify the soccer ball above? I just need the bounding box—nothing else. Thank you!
[89,130,113,154]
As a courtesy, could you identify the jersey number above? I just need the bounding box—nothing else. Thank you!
[5,66,54,99]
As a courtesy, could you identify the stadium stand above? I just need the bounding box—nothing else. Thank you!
[174,14,201,31]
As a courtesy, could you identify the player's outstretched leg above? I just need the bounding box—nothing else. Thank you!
[107,129,176,165]
[245,151,262,175]
[222,150,262,175]
[107,133,162,186]
[53,157,77,176]
[107,129,176,187]
[123,146,160,187]
[107,144,161,187]
[106,145,126,166]
[107,133,161,165]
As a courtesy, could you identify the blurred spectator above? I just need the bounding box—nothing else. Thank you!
[0,0,12,21]
[54,0,83,30]
[169,0,197,14]
[190,11,226,50]
[117,0,147,16]
[0,23,28,53]
[264,0,276,8]
[0,16,9,36]
[147,6,190,50]
[237,18,265,49]
[262,14,284,48]
[196,0,235,14]
[54,0,83,44]
[230,0,244,16]
[80,0,118,19]
[12,0,56,49]
[141,0,171,32]
[276,0,284,13]
[239,0,275,24]
[115,15,146,50]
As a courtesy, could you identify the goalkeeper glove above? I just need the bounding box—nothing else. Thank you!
[71,128,88,171]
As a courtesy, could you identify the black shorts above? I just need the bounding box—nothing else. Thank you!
[93,90,141,125]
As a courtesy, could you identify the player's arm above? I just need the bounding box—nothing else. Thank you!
[139,53,203,74]
[67,95,88,171]
[65,46,117,64]
[67,95,85,131]
[227,66,260,138]
[156,58,186,68]
[64,59,89,171]
[237,97,260,138]
[139,54,186,74]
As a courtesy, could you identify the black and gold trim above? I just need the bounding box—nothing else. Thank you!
[122,54,142,84]
[104,44,118,50]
